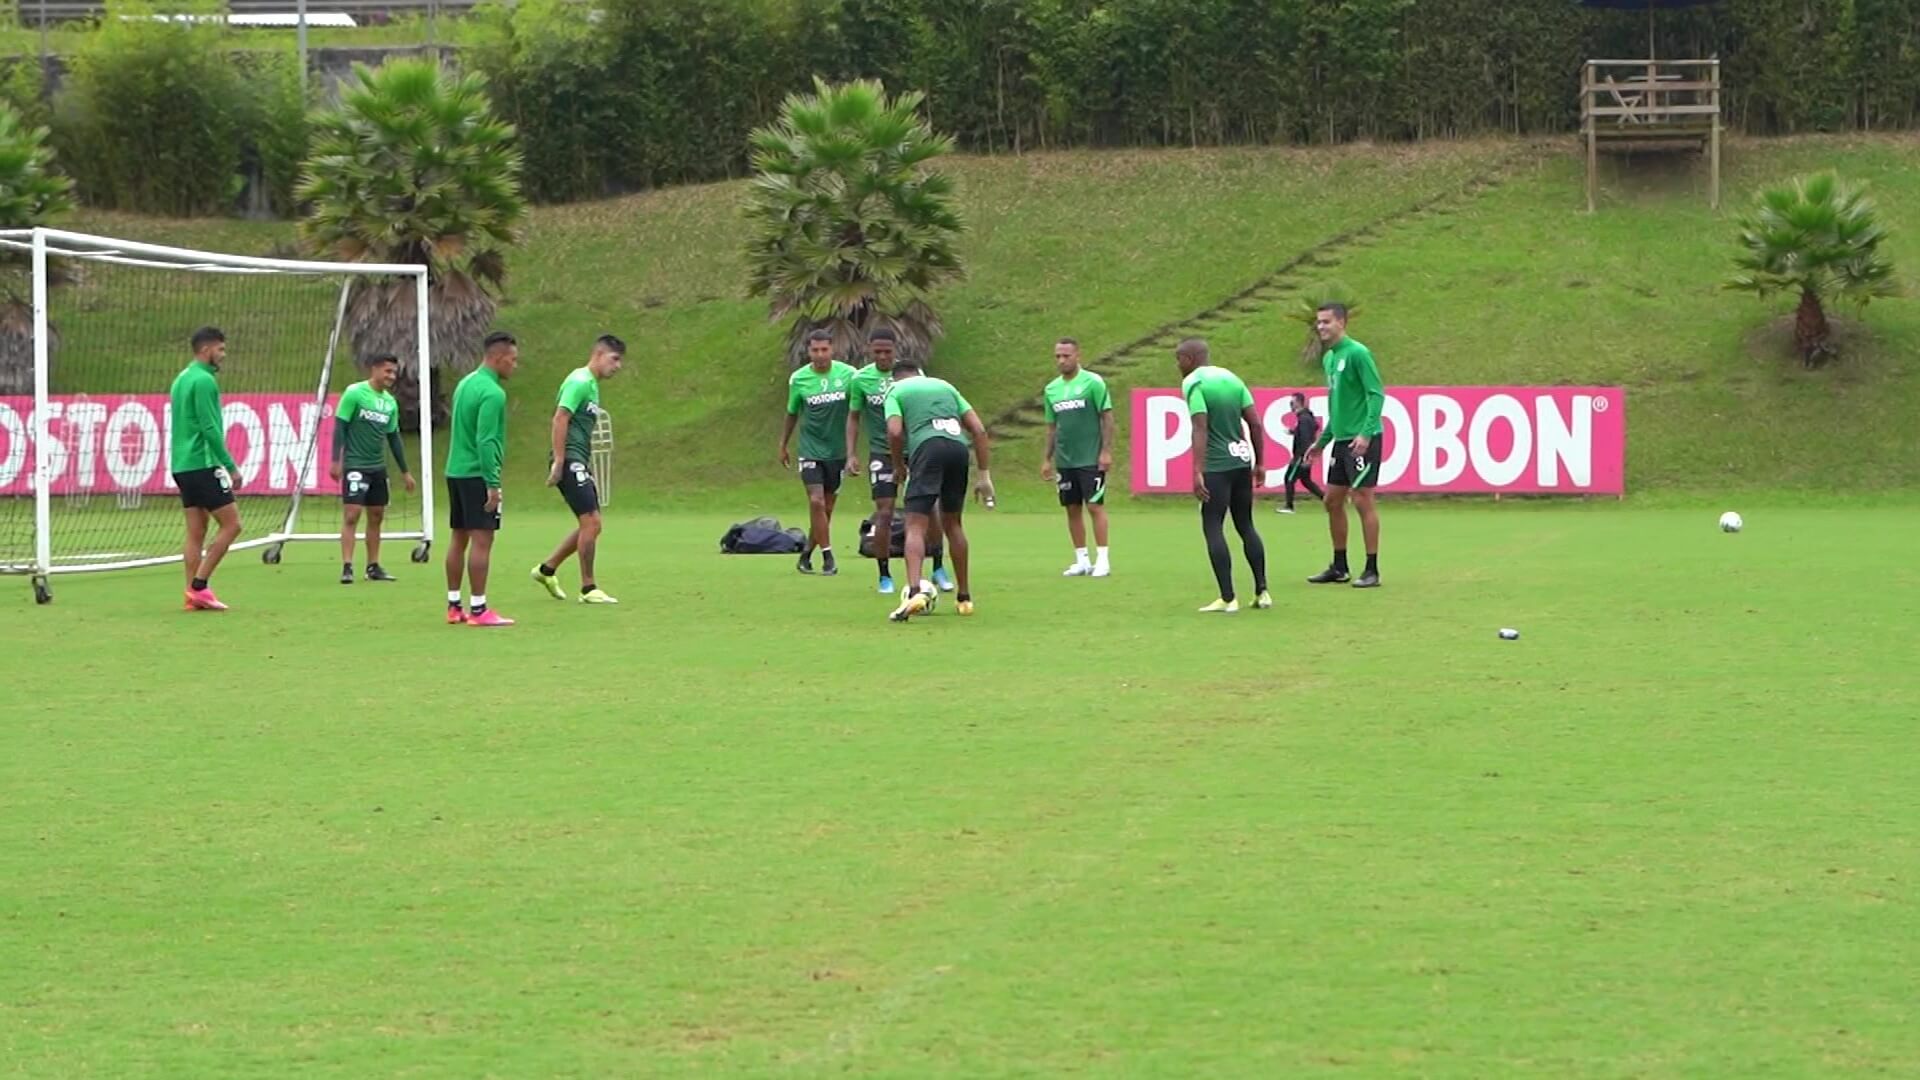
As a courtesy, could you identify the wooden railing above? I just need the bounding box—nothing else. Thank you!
[1581,59,1721,211]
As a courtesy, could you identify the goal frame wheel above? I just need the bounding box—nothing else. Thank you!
[32,575,52,605]
[410,541,432,564]
[262,543,284,565]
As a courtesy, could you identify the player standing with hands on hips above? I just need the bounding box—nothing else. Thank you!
[331,354,416,584]
[533,334,624,605]
[445,331,518,626]
[170,326,242,611]
[1304,303,1385,588]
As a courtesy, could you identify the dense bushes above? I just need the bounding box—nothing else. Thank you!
[30,2,307,215]
[6,0,1920,212]
[479,0,1920,203]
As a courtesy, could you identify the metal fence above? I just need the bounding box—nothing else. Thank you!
[11,0,486,24]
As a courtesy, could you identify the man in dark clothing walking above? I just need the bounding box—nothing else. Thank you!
[1276,392,1326,514]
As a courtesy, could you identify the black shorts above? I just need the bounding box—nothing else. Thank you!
[798,458,845,496]
[1327,437,1382,490]
[1056,467,1107,507]
[341,467,389,507]
[447,476,501,532]
[557,459,600,517]
[904,438,969,515]
[867,458,898,501]
[174,467,234,512]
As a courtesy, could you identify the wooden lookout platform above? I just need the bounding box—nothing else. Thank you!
[1581,58,1721,211]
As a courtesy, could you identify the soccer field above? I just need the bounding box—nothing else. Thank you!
[4,503,1917,1077]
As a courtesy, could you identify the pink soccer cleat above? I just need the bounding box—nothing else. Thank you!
[466,609,515,627]
[185,588,228,611]
[446,606,467,625]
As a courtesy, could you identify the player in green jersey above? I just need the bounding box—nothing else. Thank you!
[1176,338,1271,613]
[445,331,518,627]
[330,355,416,585]
[778,330,858,576]
[533,334,625,605]
[170,326,242,611]
[883,360,994,622]
[1302,303,1385,588]
[1041,338,1114,577]
[844,327,901,593]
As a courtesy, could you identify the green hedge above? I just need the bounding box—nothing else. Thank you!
[477,0,1920,203]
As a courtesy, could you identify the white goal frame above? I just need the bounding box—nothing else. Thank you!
[1,227,433,601]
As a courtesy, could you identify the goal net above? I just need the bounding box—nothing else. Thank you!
[0,227,433,603]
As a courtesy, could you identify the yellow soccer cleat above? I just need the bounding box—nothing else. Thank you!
[1197,598,1240,614]
[888,591,931,623]
[579,588,619,604]
[956,600,975,616]
[531,566,567,600]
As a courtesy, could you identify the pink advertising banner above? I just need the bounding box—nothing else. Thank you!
[0,394,340,497]
[1130,386,1625,494]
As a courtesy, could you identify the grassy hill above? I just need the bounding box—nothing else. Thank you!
[63,135,1920,506]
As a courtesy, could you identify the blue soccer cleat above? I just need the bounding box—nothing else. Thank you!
[931,567,955,593]
[877,575,896,595]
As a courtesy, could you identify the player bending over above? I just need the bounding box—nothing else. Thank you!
[1175,338,1271,613]
[1303,303,1385,588]
[778,330,857,576]
[884,360,993,622]
[331,354,416,584]
[533,334,625,605]
[445,331,518,626]
[1041,337,1114,577]
[171,326,242,611]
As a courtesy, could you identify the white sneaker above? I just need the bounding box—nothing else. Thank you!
[1091,564,1111,578]
[1275,505,1296,515]
[1063,562,1093,577]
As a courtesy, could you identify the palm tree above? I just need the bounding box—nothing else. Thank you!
[744,78,964,367]
[297,59,526,426]
[1726,172,1898,368]
[0,104,76,395]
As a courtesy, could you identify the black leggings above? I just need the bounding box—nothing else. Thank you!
[1201,469,1267,602]
[1284,464,1324,506]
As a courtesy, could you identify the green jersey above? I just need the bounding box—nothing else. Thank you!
[785,360,857,461]
[1316,336,1385,445]
[168,360,236,473]
[849,363,895,457]
[334,380,400,471]
[1043,367,1112,470]
[447,366,508,486]
[883,376,973,456]
[554,366,601,464]
[1181,365,1256,474]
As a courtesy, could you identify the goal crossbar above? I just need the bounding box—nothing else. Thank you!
[7,227,435,601]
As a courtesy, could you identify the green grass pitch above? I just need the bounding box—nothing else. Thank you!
[4,501,1918,1076]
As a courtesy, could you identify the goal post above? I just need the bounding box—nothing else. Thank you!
[0,226,433,604]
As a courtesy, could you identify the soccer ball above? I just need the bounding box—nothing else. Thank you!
[1718,511,1743,533]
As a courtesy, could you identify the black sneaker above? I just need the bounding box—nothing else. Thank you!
[796,552,815,575]
[1351,572,1381,589]
[1307,566,1350,585]
[365,564,397,582]
[339,564,355,585]
[821,553,838,577]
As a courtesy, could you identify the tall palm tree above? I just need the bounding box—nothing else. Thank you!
[0,105,76,395]
[1726,172,1898,368]
[744,78,964,367]
[297,59,526,426]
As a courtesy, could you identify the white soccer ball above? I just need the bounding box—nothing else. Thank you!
[1719,511,1743,533]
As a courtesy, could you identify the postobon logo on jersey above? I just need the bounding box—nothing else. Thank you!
[347,470,366,494]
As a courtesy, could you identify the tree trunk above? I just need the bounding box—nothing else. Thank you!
[1794,288,1832,368]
